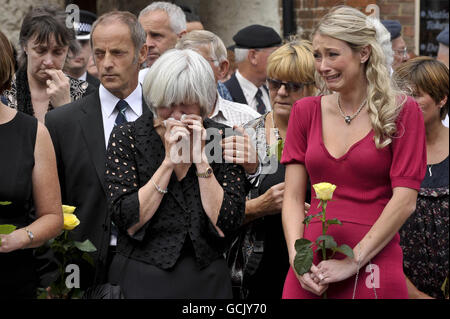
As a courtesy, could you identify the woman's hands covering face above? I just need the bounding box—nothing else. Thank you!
[162,114,206,166]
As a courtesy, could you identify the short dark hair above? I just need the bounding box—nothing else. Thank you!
[0,31,15,95]
[90,11,146,64]
[395,56,449,120]
[18,5,79,69]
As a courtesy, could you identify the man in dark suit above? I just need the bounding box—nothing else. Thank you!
[63,10,100,88]
[45,11,148,287]
[224,25,281,115]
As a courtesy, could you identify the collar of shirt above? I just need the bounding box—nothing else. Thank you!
[210,92,228,120]
[209,92,260,128]
[235,70,271,113]
[99,83,143,120]
[235,69,258,102]
[78,72,87,82]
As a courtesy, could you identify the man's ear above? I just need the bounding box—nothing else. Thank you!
[178,30,187,38]
[138,44,148,65]
[360,45,371,63]
[248,49,258,65]
[218,59,230,81]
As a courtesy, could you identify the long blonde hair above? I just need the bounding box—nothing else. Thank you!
[313,6,406,148]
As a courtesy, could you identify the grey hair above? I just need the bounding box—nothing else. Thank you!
[90,11,146,64]
[234,48,249,64]
[366,16,394,70]
[142,49,216,119]
[139,2,186,35]
[175,30,227,66]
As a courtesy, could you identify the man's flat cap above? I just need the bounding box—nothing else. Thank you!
[437,25,449,46]
[381,20,402,41]
[233,24,282,49]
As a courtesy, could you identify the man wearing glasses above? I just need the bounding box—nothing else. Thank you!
[382,20,410,69]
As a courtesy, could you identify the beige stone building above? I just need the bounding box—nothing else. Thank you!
[1,0,447,58]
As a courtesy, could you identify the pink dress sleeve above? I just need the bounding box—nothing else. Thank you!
[390,97,427,190]
[281,97,316,165]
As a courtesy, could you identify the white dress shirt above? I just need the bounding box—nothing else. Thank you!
[210,93,260,128]
[443,114,449,128]
[235,70,271,113]
[139,68,149,85]
[77,72,87,82]
[99,83,144,148]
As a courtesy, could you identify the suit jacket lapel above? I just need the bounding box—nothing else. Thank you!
[224,73,248,105]
[79,90,107,194]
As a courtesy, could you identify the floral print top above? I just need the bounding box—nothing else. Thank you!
[400,156,449,299]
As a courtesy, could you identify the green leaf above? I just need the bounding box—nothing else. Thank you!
[315,235,337,249]
[441,276,449,298]
[295,238,312,252]
[294,245,314,275]
[0,224,16,234]
[74,239,97,252]
[0,224,17,245]
[268,139,285,162]
[303,215,314,227]
[82,252,95,267]
[63,242,75,251]
[277,139,284,162]
[303,212,322,227]
[335,244,354,258]
[327,218,342,226]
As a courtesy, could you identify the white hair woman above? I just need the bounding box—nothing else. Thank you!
[281,6,426,299]
[105,49,247,298]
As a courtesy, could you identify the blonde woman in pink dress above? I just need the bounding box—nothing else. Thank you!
[281,6,426,299]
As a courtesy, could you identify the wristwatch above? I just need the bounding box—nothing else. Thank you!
[24,228,34,243]
[196,167,213,178]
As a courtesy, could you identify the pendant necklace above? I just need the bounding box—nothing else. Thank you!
[337,94,367,125]
[271,111,282,141]
[266,111,283,158]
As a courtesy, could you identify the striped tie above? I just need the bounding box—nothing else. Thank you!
[255,88,267,115]
[115,99,129,126]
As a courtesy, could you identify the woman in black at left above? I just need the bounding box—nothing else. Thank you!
[0,30,63,299]
[105,49,247,298]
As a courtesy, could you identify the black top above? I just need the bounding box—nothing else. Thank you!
[105,112,248,270]
[422,156,449,188]
[0,111,38,297]
[0,111,37,227]
[400,156,449,298]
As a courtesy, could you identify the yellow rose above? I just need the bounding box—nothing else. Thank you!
[62,205,76,214]
[313,182,337,201]
[63,213,80,230]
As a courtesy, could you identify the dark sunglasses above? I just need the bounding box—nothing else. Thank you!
[267,78,313,93]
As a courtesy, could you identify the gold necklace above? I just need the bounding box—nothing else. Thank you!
[337,94,367,125]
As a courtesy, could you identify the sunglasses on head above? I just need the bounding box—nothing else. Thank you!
[267,78,313,93]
